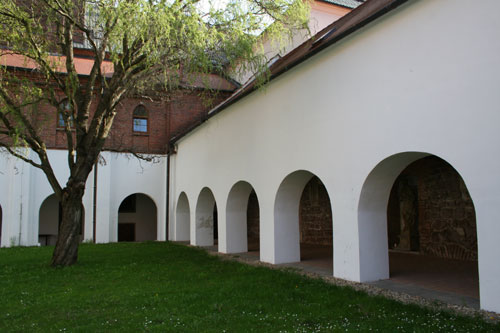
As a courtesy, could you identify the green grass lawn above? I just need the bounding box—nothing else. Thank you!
[0,242,497,332]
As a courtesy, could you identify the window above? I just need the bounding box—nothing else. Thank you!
[57,99,74,128]
[82,2,103,49]
[133,105,148,133]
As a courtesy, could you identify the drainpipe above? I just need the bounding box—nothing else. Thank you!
[93,159,98,244]
[166,144,177,242]
[19,163,24,246]
[165,101,171,241]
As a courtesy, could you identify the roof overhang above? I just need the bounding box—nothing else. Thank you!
[170,0,410,146]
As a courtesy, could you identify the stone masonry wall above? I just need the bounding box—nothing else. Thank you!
[388,156,477,261]
[299,176,333,246]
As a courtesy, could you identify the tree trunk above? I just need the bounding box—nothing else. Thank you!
[51,183,85,266]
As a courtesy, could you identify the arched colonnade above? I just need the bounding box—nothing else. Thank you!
[173,152,479,301]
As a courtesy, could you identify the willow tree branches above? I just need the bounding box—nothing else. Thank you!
[0,0,310,199]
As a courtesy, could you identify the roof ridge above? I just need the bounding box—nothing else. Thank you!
[317,0,365,9]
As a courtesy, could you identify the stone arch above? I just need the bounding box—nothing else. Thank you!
[358,152,430,281]
[358,152,478,291]
[274,170,333,264]
[118,193,157,242]
[175,192,190,241]
[39,194,85,246]
[226,181,260,253]
[195,187,217,247]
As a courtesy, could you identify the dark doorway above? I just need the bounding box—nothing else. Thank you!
[247,190,260,252]
[213,204,218,241]
[118,223,135,242]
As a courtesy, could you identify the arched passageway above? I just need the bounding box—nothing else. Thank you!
[225,181,260,253]
[175,192,190,241]
[387,156,478,298]
[195,187,217,247]
[299,176,333,268]
[39,194,84,246]
[118,193,157,242]
[274,171,333,267]
[247,190,260,252]
[358,152,479,300]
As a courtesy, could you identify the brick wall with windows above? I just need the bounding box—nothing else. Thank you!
[102,90,234,154]
[0,72,235,155]
[0,57,236,155]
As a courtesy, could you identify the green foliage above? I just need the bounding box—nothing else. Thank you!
[0,0,309,90]
[0,0,311,189]
[0,0,311,266]
[0,242,498,332]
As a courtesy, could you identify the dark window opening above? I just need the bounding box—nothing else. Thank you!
[118,223,135,242]
[119,194,137,213]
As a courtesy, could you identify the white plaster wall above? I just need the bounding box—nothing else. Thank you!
[0,204,2,247]
[174,192,190,241]
[98,151,167,243]
[225,181,254,254]
[0,149,93,246]
[0,151,32,247]
[0,152,14,247]
[169,0,500,313]
[0,154,9,246]
[194,187,216,247]
[30,150,94,245]
[0,149,167,246]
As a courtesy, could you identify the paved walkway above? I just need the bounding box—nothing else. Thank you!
[198,243,480,310]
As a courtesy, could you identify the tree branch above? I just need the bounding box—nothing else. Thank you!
[0,85,45,151]
[0,144,43,169]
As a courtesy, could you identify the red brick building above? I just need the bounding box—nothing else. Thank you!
[0,49,237,154]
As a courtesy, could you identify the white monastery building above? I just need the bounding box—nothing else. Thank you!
[0,150,167,246]
[168,0,500,313]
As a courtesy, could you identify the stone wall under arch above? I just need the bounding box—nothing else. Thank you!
[388,156,477,261]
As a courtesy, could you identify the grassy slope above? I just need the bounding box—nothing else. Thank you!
[0,242,497,332]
